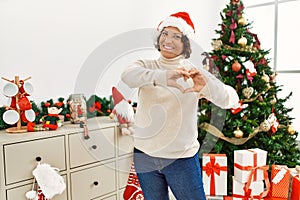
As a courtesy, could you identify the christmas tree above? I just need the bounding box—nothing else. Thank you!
[198,0,300,191]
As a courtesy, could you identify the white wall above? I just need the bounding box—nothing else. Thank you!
[0,0,226,104]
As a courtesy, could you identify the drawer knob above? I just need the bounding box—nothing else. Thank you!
[93,181,99,186]
[91,145,97,149]
[35,156,42,162]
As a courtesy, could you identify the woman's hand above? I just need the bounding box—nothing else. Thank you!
[166,68,190,93]
[184,68,207,93]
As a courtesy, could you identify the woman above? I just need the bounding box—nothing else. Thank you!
[121,12,239,200]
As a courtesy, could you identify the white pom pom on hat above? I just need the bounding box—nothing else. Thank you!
[157,12,195,37]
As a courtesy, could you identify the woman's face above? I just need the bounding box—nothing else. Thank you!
[159,26,184,59]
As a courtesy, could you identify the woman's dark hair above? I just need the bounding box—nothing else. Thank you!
[154,29,192,59]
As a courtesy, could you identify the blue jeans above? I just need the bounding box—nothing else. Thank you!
[134,148,206,200]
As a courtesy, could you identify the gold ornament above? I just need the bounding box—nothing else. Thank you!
[238,17,247,26]
[212,40,223,50]
[287,125,296,135]
[260,120,271,132]
[238,37,247,47]
[270,96,277,105]
[234,127,244,138]
[203,64,210,71]
[242,87,254,99]
[261,71,270,83]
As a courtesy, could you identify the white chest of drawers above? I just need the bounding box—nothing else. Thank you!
[0,117,133,200]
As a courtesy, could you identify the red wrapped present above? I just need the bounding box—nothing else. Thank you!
[290,176,300,200]
[288,167,300,200]
[270,165,290,198]
[202,154,227,196]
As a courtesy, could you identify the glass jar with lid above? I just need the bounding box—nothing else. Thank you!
[69,94,87,124]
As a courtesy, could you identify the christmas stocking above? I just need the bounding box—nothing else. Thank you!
[123,162,145,200]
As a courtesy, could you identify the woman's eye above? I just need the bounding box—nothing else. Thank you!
[162,31,168,36]
[174,35,182,40]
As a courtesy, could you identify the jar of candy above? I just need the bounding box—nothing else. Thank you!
[69,94,87,124]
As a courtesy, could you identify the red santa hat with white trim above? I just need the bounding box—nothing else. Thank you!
[112,86,125,106]
[157,12,195,37]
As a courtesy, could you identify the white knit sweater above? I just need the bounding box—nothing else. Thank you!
[121,55,239,159]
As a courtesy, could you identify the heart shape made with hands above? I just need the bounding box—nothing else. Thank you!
[176,77,194,91]
[168,67,206,93]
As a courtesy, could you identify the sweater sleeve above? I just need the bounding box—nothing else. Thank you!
[198,67,240,109]
[121,60,167,88]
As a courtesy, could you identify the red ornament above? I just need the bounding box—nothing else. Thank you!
[230,101,243,114]
[232,61,241,72]
[232,0,240,5]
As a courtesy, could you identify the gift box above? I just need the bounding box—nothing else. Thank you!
[202,154,227,196]
[232,176,264,200]
[234,148,268,183]
[290,176,300,200]
[270,165,290,198]
[288,168,300,200]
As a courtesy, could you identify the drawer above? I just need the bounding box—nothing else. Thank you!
[69,127,115,168]
[117,128,134,156]
[6,175,67,200]
[70,162,116,200]
[94,194,117,200]
[4,136,66,185]
[117,156,133,189]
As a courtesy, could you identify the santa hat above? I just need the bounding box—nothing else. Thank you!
[112,87,125,106]
[157,12,195,37]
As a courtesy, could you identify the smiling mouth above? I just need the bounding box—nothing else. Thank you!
[162,45,174,50]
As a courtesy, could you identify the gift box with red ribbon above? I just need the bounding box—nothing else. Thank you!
[202,154,227,196]
[234,148,268,183]
[232,176,265,200]
[270,165,290,198]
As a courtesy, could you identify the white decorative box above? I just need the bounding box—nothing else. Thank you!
[232,176,264,200]
[202,154,227,196]
[234,148,267,183]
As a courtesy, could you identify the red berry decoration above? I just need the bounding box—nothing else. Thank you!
[232,61,241,72]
